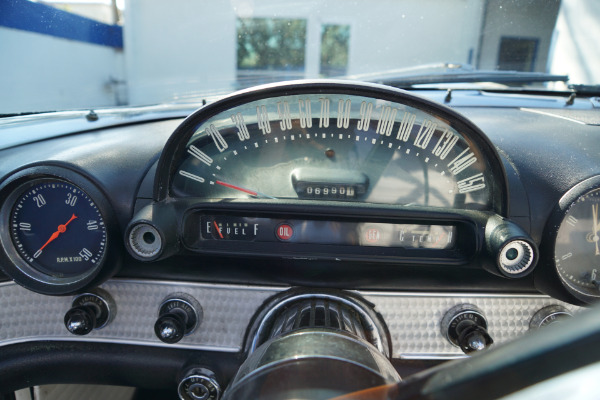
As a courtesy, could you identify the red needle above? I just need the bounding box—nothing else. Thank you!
[35,214,78,257]
[215,180,276,199]
[213,221,224,239]
[216,180,258,196]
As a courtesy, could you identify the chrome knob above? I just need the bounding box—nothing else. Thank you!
[529,305,572,330]
[178,368,221,400]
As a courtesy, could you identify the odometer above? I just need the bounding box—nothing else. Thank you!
[164,82,503,212]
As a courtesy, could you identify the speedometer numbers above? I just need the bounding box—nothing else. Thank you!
[554,187,600,301]
[170,85,500,211]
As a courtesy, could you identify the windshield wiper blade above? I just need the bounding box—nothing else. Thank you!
[569,84,600,96]
[344,63,569,88]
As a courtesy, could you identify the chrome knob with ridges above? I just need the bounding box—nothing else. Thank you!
[529,305,572,330]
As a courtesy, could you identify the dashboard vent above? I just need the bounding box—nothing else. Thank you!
[267,298,367,342]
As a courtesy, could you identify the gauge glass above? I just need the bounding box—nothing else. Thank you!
[172,93,495,210]
[554,188,600,299]
[9,180,107,279]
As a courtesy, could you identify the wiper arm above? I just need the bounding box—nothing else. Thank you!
[569,84,600,96]
[344,62,569,88]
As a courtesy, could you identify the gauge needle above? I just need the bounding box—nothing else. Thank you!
[34,214,78,258]
[213,221,224,239]
[593,204,600,255]
[215,180,277,199]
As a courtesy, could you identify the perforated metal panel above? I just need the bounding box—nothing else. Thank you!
[0,280,279,351]
[363,292,579,358]
[0,280,580,359]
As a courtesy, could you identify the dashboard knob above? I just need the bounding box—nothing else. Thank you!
[63,290,114,336]
[64,306,97,335]
[155,313,187,344]
[178,368,221,400]
[154,294,202,344]
[441,304,494,354]
[529,305,572,330]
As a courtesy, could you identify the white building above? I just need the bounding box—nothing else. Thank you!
[2,0,592,115]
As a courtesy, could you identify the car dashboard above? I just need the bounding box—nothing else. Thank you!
[1,80,599,399]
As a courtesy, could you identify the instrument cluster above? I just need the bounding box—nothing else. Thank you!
[0,81,598,307]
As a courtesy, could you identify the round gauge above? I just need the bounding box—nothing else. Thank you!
[554,187,600,301]
[9,180,107,278]
[157,81,506,213]
[0,167,120,295]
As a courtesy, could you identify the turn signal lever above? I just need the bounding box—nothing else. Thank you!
[441,304,493,354]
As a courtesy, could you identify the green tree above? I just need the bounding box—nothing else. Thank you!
[237,18,307,70]
[320,25,350,77]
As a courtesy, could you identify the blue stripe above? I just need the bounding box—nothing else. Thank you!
[0,0,123,48]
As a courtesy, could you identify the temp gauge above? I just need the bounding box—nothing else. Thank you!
[0,169,119,295]
[554,185,600,302]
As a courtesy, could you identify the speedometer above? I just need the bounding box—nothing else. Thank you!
[159,81,505,212]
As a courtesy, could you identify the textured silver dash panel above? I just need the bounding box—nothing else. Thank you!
[363,292,580,359]
[0,280,280,351]
[0,280,582,360]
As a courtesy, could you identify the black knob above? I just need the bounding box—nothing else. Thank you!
[154,312,187,344]
[441,304,494,355]
[154,295,202,344]
[64,305,97,335]
[455,319,494,354]
[63,291,114,336]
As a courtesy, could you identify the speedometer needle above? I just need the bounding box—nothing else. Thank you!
[215,180,276,199]
[34,214,78,258]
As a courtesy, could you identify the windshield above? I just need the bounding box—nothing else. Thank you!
[1,0,599,115]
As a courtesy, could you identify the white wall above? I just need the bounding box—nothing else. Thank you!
[2,1,569,114]
[478,0,560,72]
[0,27,124,114]
[124,0,237,105]
[124,0,484,105]
[550,0,600,85]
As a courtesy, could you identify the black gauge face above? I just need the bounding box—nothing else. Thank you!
[555,188,600,300]
[9,180,107,279]
[171,91,498,211]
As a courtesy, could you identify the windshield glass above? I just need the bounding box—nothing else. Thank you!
[1,0,599,115]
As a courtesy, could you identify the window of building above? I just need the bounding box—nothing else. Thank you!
[236,18,307,87]
[497,37,538,72]
[320,24,350,77]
